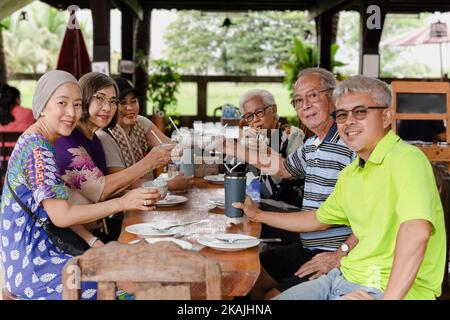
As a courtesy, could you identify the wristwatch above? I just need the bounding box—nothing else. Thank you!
[340,243,350,256]
[88,236,99,247]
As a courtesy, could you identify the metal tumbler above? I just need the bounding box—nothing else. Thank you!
[224,171,247,218]
[180,148,194,177]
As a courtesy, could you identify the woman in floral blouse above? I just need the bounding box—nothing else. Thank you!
[0,70,160,300]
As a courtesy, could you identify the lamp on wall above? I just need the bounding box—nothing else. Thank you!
[222,17,233,28]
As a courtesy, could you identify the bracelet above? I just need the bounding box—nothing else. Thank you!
[88,236,99,247]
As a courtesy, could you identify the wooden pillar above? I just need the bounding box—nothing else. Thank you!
[315,11,333,71]
[359,0,388,76]
[330,12,339,45]
[197,78,207,120]
[0,27,7,83]
[90,0,111,70]
[120,9,136,81]
[135,9,151,116]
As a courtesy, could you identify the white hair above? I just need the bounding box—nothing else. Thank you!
[239,89,277,113]
[333,75,392,107]
[296,67,336,91]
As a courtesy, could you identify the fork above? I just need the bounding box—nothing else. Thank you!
[151,219,209,231]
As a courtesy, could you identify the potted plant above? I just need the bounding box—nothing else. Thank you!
[147,59,181,134]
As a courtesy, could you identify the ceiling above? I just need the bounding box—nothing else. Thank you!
[39,0,450,13]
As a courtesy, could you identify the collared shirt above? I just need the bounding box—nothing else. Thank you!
[285,122,355,250]
[317,130,446,299]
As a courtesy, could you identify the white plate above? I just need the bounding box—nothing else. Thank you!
[203,174,225,184]
[197,233,260,251]
[155,195,188,206]
[207,197,225,208]
[125,223,185,238]
[144,237,193,250]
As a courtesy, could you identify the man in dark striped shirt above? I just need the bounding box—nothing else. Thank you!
[230,68,357,299]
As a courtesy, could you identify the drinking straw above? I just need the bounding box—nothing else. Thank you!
[169,116,182,135]
[151,130,163,145]
[230,162,242,172]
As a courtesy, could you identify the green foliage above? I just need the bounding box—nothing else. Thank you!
[284,115,299,127]
[164,11,314,75]
[147,59,181,131]
[2,1,92,74]
[281,38,346,96]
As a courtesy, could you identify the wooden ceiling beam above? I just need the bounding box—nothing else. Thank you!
[308,0,352,19]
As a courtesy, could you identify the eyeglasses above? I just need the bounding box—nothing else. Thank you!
[92,94,119,108]
[119,97,139,108]
[290,88,333,109]
[331,105,388,124]
[242,106,273,123]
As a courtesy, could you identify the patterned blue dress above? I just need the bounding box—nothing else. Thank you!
[0,134,97,300]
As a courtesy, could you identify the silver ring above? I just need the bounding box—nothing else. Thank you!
[144,200,149,206]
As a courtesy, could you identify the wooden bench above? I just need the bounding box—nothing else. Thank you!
[0,132,22,191]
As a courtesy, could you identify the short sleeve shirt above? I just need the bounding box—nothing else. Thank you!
[317,131,446,299]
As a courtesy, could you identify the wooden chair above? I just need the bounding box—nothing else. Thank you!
[438,176,450,300]
[0,132,22,191]
[62,241,222,300]
[432,164,450,299]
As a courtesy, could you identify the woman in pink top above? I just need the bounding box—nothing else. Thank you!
[0,84,35,132]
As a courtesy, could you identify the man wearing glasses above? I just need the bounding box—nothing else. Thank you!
[222,68,356,299]
[236,75,445,300]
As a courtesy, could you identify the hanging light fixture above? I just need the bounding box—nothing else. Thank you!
[430,20,448,79]
[430,20,447,38]
[19,11,28,21]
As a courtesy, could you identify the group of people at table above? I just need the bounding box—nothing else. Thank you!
[0,67,446,300]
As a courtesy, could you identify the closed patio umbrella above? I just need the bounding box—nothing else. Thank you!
[56,11,91,79]
[381,21,450,78]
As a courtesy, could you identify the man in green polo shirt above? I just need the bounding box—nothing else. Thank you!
[234,75,446,299]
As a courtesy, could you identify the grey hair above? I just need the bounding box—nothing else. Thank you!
[239,89,277,113]
[296,67,336,90]
[333,75,392,107]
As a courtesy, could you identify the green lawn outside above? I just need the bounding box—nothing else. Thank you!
[146,81,297,117]
[10,80,297,119]
[9,80,36,110]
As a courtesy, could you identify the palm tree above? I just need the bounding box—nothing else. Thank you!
[3,2,69,73]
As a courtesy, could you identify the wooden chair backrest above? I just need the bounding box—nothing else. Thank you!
[438,177,450,299]
[0,132,21,171]
[62,241,222,300]
[432,164,450,299]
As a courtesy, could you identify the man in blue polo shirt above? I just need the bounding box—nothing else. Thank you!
[223,68,356,299]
